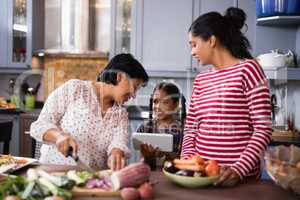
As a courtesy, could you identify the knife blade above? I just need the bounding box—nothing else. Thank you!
[67,147,95,173]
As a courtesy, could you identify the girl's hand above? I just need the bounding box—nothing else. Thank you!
[215,166,241,187]
[107,148,125,171]
[140,143,159,158]
[55,133,78,157]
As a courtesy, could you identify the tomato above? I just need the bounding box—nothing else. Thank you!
[205,160,220,176]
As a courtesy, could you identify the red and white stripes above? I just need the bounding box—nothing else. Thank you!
[181,60,272,179]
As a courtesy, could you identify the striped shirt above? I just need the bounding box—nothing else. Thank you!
[180,60,272,179]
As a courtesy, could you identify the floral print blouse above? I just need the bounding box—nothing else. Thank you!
[30,79,130,170]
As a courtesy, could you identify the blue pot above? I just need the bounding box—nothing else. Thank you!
[270,0,288,15]
[256,0,273,17]
[287,0,300,15]
[256,0,300,17]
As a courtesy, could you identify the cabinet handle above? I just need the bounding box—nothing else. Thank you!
[25,131,30,135]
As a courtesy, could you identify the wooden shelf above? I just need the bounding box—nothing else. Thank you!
[257,16,300,26]
[264,67,300,80]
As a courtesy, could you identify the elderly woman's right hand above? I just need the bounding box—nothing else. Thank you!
[55,134,78,157]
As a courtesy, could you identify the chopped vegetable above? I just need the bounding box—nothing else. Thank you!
[37,170,74,188]
[38,177,72,199]
[76,171,93,181]
[66,170,85,185]
[85,177,112,190]
[21,182,35,199]
[27,169,39,182]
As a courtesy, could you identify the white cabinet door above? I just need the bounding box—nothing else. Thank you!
[132,0,195,72]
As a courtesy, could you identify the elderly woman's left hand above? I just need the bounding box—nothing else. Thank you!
[107,148,125,171]
[215,166,241,187]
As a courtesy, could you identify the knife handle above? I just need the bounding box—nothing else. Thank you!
[67,146,79,161]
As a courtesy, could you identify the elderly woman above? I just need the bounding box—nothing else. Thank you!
[30,54,149,171]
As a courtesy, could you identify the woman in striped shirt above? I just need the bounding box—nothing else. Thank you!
[181,7,272,186]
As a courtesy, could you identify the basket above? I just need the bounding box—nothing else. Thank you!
[264,145,300,195]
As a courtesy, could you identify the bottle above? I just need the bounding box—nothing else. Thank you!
[25,87,35,110]
[8,79,17,107]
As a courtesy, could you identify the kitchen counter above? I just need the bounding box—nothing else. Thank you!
[3,164,297,200]
[0,108,41,116]
[0,108,24,114]
[270,136,300,147]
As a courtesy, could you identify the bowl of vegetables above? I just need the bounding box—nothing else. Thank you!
[162,155,219,188]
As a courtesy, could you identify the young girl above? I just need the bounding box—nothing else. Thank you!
[30,54,148,171]
[137,82,186,169]
[181,7,272,186]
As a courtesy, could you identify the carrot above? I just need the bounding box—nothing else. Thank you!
[191,155,205,165]
[173,159,196,165]
[175,163,205,172]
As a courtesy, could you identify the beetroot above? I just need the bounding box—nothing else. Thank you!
[121,187,140,200]
[138,182,154,199]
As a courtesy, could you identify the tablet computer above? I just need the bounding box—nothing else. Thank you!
[132,132,173,152]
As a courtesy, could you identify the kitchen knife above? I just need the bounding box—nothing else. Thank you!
[67,147,95,173]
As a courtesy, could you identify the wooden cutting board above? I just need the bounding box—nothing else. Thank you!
[52,171,120,197]
[72,186,120,197]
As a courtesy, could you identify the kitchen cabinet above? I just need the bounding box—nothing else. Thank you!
[131,0,237,75]
[131,0,195,73]
[0,114,20,155]
[0,0,43,69]
[19,111,39,158]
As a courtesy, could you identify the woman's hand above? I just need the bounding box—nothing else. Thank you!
[55,133,78,157]
[215,166,241,187]
[107,148,125,171]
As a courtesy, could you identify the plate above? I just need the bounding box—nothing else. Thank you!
[0,155,38,174]
[162,168,218,188]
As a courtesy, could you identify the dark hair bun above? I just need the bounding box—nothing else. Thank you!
[224,7,246,30]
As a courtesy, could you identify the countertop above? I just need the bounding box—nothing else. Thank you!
[34,49,109,59]
[271,135,300,146]
[3,164,297,200]
[0,108,24,115]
